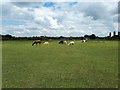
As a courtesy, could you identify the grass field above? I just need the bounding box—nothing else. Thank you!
[2,40,118,88]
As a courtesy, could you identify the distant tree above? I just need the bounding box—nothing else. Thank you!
[113,31,116,36]
[84,35,89,38]
[109,32,111,37]
[118,32,120,37]
[90,34,96,39]
[0,34,2,40]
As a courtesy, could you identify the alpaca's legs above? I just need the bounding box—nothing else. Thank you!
[32,42,35,46]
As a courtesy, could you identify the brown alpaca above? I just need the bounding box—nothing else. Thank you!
[32,40,42,46]
[48,39,52,42]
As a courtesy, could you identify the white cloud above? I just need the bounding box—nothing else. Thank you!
[1,2,118,37]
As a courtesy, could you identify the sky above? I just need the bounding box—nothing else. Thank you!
[1,1,119,37]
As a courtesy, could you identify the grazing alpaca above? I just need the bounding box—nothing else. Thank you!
[59,40,67,44]
[64,40,67,44]
[44,42,49,44]
[48,39,52,42]
[81,40,86,43]
[32,40,42,46]
[59,40,64,44]
[68,41,75,46]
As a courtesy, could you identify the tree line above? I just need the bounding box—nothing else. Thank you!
[0,33,120,41]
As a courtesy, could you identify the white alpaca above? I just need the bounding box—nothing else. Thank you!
[64,40,67,44]
[44,42,49,44]
[68,41,75,46]
[81,40,86,43]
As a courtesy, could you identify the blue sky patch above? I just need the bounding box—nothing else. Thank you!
[69,2,78,6]
[43,2,55,7]
[33,6,39,8]
[2,20,26,26]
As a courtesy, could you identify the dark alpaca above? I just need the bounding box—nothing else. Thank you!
[32,40,42,46]
[59,40,64,44]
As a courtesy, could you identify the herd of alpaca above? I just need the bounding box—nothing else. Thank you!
[32,39,86,46]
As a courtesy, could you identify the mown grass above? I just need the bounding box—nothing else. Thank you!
[2,40,118,88]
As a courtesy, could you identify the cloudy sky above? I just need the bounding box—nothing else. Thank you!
[1,1,118,37]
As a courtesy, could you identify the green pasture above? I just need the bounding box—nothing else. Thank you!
[2,40,118,88]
